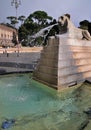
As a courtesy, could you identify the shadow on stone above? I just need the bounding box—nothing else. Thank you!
[0,69,6,74]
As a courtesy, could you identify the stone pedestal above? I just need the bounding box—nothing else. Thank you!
[33,36,91,90]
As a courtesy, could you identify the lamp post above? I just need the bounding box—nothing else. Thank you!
[11,0,21,56]
[11,0,21,19]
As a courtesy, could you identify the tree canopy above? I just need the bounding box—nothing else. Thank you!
[28,10,52,25]
[18,10,57,46]
[7,16,18,27]
[79,20,91,35]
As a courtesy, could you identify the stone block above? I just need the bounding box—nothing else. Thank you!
[33,36,91,90]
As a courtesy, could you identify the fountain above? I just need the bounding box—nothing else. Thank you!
[1,14,91,130]
[29,23,58,39]
[28,23,58,46]
[33,14,91,90]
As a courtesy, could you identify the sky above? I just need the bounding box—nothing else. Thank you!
[0,0,91,27]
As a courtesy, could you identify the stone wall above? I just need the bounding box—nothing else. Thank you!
[0,52,40,74]
[33,36,91,90]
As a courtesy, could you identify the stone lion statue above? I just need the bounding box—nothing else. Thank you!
[58,14,91,40]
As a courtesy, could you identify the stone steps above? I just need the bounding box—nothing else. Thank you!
[33,36,91,90]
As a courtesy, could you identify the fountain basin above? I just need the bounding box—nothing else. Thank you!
[0,73,91,130]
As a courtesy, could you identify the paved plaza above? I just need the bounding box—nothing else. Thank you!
[0,47,42,74]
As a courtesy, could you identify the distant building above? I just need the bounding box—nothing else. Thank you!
[0,24,18,47]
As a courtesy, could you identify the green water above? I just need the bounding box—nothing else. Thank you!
[0,74,91,130]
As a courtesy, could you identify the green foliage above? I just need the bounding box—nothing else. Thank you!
[6,10,59,46]
[28,10,52,25]
[18,25,29,41]
[79,20,91,35]
[18,15,26,24]
[18,10,54,46]
[7,16,18,27]
[79,20,89,30]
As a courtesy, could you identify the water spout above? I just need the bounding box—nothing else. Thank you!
[29,23,58,39]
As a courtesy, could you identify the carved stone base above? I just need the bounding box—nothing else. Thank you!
[33,36,91,90]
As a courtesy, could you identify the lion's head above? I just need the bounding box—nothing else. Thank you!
[58,14,70,26]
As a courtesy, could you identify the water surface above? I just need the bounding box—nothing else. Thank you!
[0,74,91,130]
